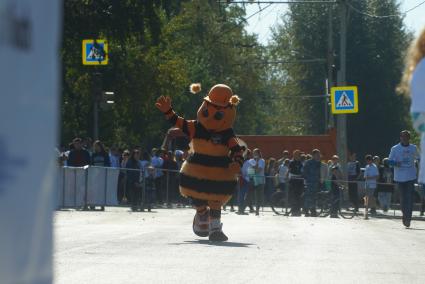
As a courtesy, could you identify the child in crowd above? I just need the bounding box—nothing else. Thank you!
[364,155,379,220]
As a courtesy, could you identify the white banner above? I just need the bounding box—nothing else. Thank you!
[0,0,62,283]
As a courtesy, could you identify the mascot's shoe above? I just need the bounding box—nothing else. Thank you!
[193,209,210,237]
[208,219,228,242]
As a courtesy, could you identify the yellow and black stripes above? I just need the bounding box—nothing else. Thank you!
[179,174,236,195]
[186,153,231,168]
[163,110,241,204]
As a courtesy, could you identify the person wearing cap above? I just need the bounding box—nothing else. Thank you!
[155,83,244,241]
[388,130,419,227]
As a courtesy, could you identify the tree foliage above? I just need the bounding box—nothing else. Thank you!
[61,0,271,149]
[268,0,411,158]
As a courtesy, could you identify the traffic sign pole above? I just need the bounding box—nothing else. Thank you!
[337,0,348,178]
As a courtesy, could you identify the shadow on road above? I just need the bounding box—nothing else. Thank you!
[169,240,255,248]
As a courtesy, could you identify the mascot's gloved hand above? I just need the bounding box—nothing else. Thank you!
[155,96,173,114]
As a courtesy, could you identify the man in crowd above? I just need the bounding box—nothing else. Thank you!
[67,138,91,167]
[302,149,322,217]
[288,150,303,216]
[347,152,360,212]
[389,130,419,228]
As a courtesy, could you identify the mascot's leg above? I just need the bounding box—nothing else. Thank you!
[192,199,209,237]
[208,200,228,242]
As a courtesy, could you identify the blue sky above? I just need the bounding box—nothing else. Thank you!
[244,0,425,44]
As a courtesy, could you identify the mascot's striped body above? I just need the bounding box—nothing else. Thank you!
[177,121,239,204]
[156,84,244,242]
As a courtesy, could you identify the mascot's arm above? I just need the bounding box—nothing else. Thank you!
[228,137,245,173]
[155,95,195,139]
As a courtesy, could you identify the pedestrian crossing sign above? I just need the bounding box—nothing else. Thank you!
[82,39,108,65]
[331,86,358,114]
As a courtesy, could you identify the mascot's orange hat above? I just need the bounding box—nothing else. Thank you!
[204,84,234,107]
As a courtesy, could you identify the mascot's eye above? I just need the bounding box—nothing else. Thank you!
[214,111,224,120]
[202,108,209,117]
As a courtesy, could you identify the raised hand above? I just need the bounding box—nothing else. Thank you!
[155,96,172,113]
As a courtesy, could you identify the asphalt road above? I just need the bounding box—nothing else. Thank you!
[54,207,425,284]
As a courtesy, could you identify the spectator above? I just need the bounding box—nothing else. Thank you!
[126,149,142,211]
[378,158,395,213]
[247,148,266,216]
[151,148,164,205]
[175,150,184,169]
[278,150,290,165]
[330,166,342,218]
[364,155,379,220]
[302,149,322,217]
[109,146,121,168]
[91,140,111,167]
[117,150,130,203]
[67,138,91,167]
[265,157,277,203]
[237,149,252,215]
[288,150,303,216]
[347,152,361,212]
[143,166,156,212]
[163,151,179,206]
[369,156,382,215]
[83,137,93,155]
[389,130,419,228]
[174,150,186,207]
[278,159,289,194]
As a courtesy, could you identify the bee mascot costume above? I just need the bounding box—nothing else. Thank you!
[155,83,244,242]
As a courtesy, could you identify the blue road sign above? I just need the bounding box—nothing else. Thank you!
[331,86,358,114]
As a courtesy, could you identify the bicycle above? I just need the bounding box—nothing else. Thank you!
[316,186,357,219]
[270,190,291,216]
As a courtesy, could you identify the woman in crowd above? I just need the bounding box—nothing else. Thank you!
[91,140,111,167]
[126,149,142,211]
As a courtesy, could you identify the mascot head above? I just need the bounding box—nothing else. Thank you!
[193,84,240,132]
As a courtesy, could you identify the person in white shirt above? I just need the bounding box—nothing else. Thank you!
[364,155,379,220]
[246,148,265,216]
[237,149,252,215]
[388,130,419,227]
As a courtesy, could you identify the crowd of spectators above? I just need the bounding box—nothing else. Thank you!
[57,131,425,224]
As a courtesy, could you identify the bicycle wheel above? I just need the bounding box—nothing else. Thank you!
[316,191,330,217]
[339,208,356,219]
[271,191,288,215]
